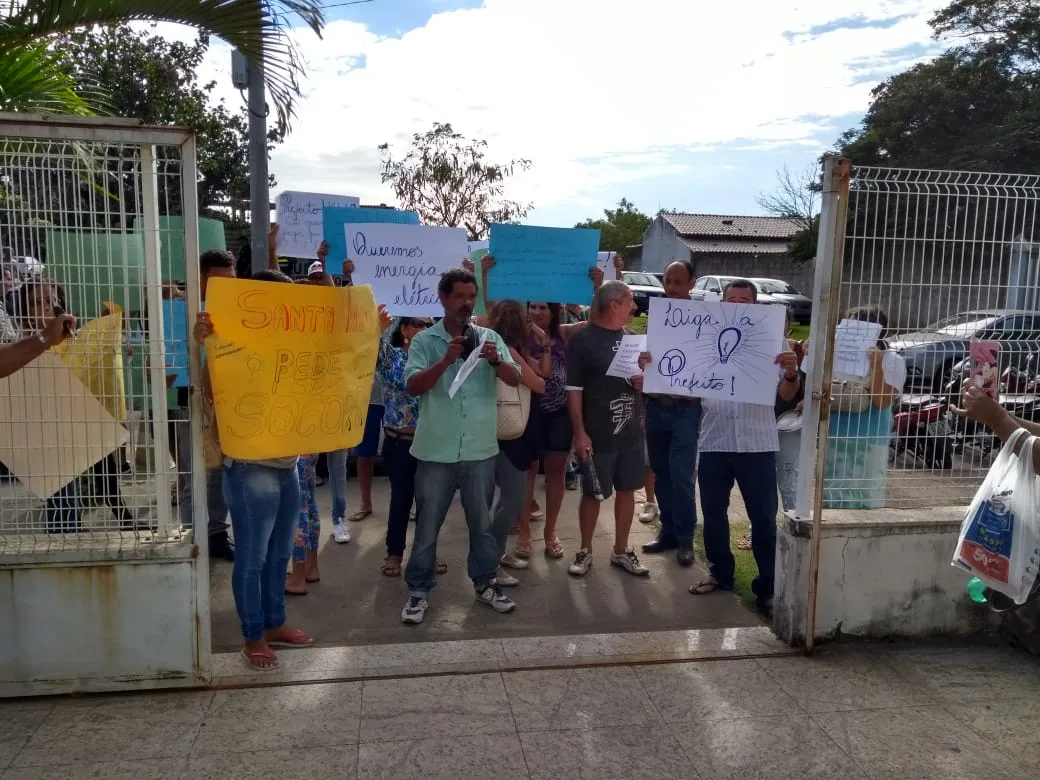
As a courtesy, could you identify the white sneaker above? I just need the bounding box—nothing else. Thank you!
[611,548,650,576]
[497,569,520,587]
[331,520,351,544]
[638,503,660,524]
[476,582,515,612]
[568,549,593,577]
[401,595,428,624]
[499,552,529,570]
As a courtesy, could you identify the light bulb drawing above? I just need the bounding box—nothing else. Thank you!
[717,327,742,364]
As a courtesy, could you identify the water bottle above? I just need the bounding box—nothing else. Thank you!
[580,457,605,501]
[966,577,988,604]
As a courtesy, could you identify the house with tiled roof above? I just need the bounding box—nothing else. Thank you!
[635,212,813,291]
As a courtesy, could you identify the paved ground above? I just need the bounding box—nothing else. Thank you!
[2,639,1037,778]
[209,477,763,651]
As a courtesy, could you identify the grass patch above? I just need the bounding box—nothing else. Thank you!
[692,521,758,609]
[630,313,648,333]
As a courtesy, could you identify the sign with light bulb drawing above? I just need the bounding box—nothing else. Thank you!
[643,297,788,406]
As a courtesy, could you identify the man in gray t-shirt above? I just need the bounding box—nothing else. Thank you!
[565,280,648,579]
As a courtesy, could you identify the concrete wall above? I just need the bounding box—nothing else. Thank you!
[640,218,689,273]
[774,507,997,645]
[691,254,815,294]
[0,558,206,697]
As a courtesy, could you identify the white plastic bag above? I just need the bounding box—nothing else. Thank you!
[953,427,1040,604]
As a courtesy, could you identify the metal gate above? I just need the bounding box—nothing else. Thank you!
[0,114,210,695]
[792,158,1040,648]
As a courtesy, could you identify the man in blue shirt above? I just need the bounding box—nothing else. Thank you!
[400,268,521,624]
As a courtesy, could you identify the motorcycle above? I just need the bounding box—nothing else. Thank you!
[890,393,953,469]
[944,358,1040,457]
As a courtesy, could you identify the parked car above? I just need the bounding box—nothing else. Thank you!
[749,278,812,324]
[621,271,665,315]
[691,275,784,306]
[10,255,43,277]
[888,309,1040,391]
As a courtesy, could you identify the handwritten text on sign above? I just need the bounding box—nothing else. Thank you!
[643,297,787,406]
[276,190,360,258]
[488,224,601,304]
[204,278,381,459]
[322,206,420,275]
[346,223,468,316]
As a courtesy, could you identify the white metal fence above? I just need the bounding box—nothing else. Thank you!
[0,115,205,558]
[804,161,1040,511]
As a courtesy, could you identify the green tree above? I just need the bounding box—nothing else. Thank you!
[0,0,325,127]
[838,0,1040,172]
[55,24,283,214]
[575,198,651,253]
[379,122,532,241]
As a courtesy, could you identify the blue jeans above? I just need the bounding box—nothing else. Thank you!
[382,434,416,558]
[223,460,301,642]
[326,448,348,521]
[492,451,527,555]
[645,400,700,543]
[405,457,498,594]
[697,451,777,604]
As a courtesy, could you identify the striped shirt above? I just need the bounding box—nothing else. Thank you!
[699,399,780,453]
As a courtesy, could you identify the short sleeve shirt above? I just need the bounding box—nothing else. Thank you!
[566,323,642,452]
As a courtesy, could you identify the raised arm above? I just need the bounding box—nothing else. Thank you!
[0,315,75,379]
[267,225,281,271]
[509,346,545,394]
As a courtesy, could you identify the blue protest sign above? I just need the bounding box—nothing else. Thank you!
[488,224,601,304]
[163,299,190,388]
[322,206,420,274]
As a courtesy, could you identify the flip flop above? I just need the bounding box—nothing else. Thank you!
[380,557,402,577]
[689,578,722,596]
[240,647,280,672]
[284,588,308,596]
[305,576,320,584]
[349,509,372,522]
[736,534,753,551]
[266,629,315,648]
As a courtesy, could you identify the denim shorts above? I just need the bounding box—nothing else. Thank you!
[354,405,385,458]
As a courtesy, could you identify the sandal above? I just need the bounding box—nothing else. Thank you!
[436,560,448,574]
[544,537,564,558]
[736,534,753,551]
[689,578,722,596]
[266,628,314,648]
[529,509,544,521]
[380,556,402,577]
[240,647,280,672]
[349,509,372,522]
[514,542,531,559]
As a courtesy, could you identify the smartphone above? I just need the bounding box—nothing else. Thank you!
[969,341,1000,398]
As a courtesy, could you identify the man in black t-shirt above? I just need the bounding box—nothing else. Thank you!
[565,280,649,578]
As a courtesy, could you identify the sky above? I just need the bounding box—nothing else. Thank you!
[166,0,950,227]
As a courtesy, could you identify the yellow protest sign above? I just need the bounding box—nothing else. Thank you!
[203,277,381,460]
[53,302,127,422]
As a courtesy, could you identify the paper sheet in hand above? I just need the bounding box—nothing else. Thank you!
[0,351,128,498]
[596,252,619,281]
[833,319,882,379]
[448,336,488,398]
[606,334,646,378]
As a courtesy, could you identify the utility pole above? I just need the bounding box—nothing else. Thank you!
[233,50,272,275]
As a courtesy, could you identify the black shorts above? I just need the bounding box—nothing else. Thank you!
[539,409,572,454]
[580,445,645,500]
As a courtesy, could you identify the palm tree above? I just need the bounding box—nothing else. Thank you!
[0,0,325,125]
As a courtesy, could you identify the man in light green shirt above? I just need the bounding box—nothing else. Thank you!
[401,268,520,624]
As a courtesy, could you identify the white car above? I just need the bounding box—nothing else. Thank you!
[11,255,43,277]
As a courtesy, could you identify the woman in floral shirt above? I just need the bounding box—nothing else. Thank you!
[377,315,442,577]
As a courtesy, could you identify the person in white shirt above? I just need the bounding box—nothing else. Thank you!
[688,279,799,615]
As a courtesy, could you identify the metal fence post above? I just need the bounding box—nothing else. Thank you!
[794,157,851,654]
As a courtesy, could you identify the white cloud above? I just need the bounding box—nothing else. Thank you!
[175,0,948,221]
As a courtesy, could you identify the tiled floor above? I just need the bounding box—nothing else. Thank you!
[2,640,1038,779]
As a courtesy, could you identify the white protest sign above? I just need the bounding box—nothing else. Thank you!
[346,223,468,316]
[644,297,787,406]
[276,190,360,258]
[606,334,646,379]
[597,251,619,281]
[448,335,488,398]
[833,318,882,380]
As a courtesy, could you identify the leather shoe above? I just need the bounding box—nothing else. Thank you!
[676,546,694,567]
[642,537,678,554]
